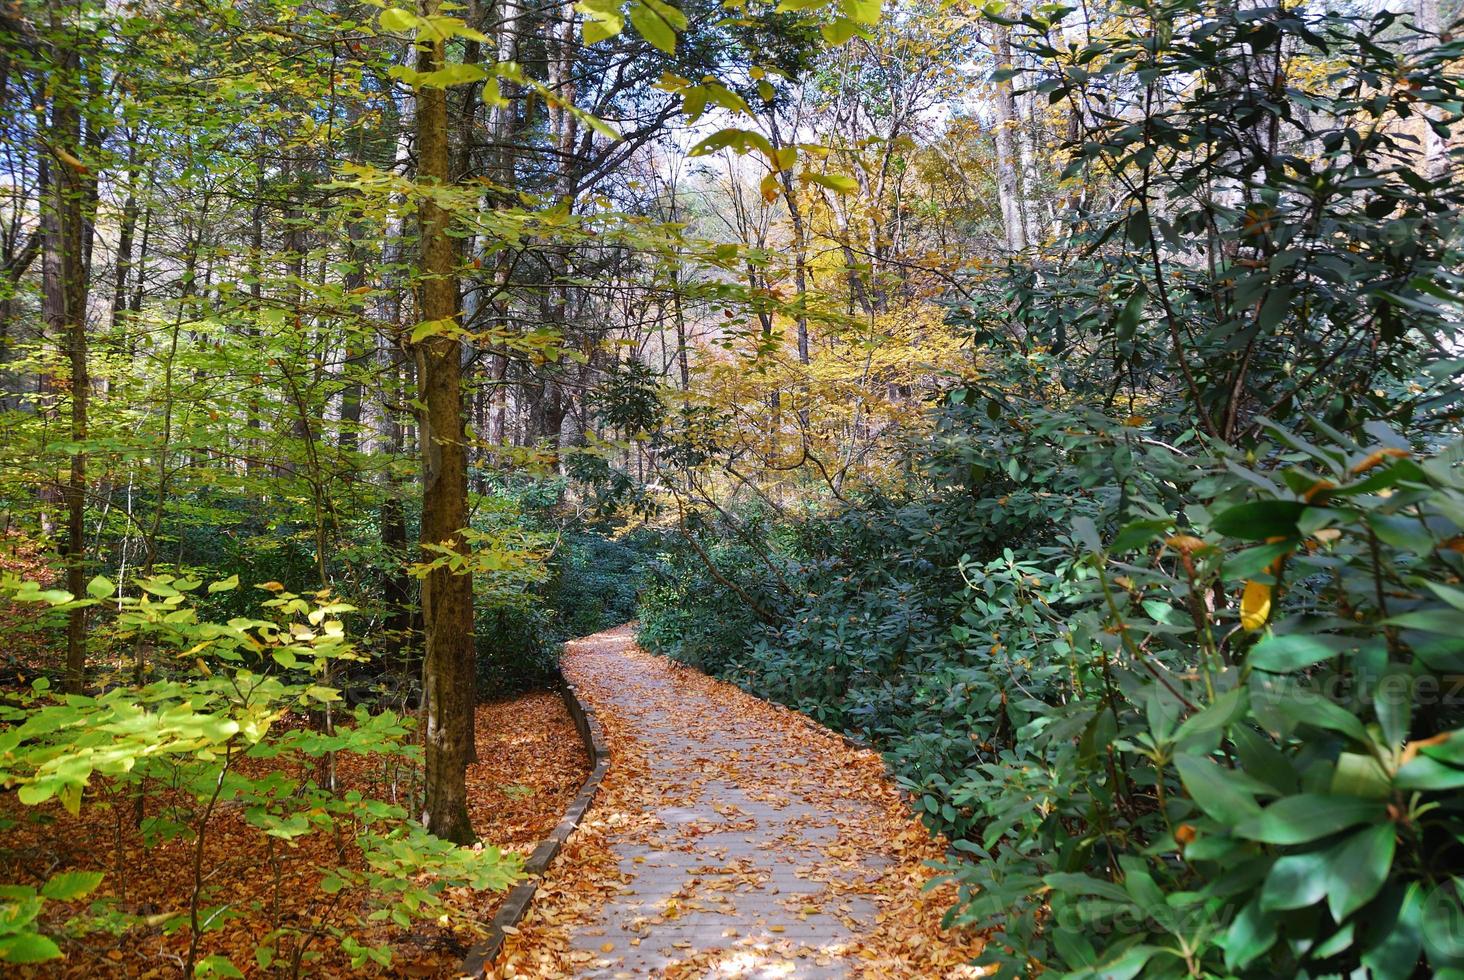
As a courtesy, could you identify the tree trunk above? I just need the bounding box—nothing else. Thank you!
[769,116,810,366]
[416,0,477,845]
[991,24,1028,253]
[111,136,141,331]
[339,217,368,462]
[1416,0,1446,178]
[0,230,39,413]
[41,32,91,694]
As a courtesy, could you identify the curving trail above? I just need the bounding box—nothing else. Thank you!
[486,625,985,979]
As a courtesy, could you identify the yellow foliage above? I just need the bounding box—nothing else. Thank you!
[1240,581,1272,631]
[689,300,974,502]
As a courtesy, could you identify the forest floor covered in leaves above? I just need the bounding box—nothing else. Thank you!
[490,625,987,979]
[0,680,587,978]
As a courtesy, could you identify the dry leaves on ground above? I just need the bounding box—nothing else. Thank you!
[0,692,587,978]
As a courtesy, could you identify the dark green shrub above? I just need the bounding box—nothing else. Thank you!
[637,527,773,674]
[474,601,559,697]
[553,531,654,638]
[940,422,1464,978]
[640,398,1464,976]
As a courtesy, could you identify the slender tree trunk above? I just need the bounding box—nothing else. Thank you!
[41,31,91,693]
[670,269,690,393]
[481,0,519,455]
[246,165,265,481]
[0,231,39,413]
[1416,0,1446,178]
[769,116,810,366]
[416,0,476,845]
[129,205,150,316]
[339,218,368,462]
[991,24,1028,253]
[111,137,140,330]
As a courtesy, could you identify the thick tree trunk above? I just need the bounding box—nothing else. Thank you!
[416,0,476,846]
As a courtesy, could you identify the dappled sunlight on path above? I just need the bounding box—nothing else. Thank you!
[488,625,987,978]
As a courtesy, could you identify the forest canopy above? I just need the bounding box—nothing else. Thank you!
[1,0,1464,974]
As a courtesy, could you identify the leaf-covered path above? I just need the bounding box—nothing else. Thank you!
[489,626,985,978]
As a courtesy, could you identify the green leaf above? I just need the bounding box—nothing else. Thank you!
[687,128,775,160]
[1049,927,1097,968]
[641,0,686,28]
[410,318,460,343]
[820,16,863,44]
[1173,753,1262,823]
[40,870,104,901]
[378,7,418,32]
[208,574,239,593]
[802,172,859,194]
[577,0,624,43]
[1115,290,1144,342]
[628,0,676,53]
[1420,730,1464,765]
[1266,689,1369,743]
[1042,872,1132,904]
[85,576,114,599]
[1261,850,1328,911]
[1223,898,1278,971]
[1071,516,1102,555]
[1424,582,1464,614]
[1395,754,1464,790]
[1313,921,1356,959]
[17,781,57,806]
[1224,541,1295,581]
[1210,500,1308,540]
[1234,794,1386,845]
[1362,883,1425,979]
[1375,666,1412,748]
[1255,285,1292,333]
[1174,686,1246,746]
[412,63,491,88]
[1327,822,1396,922]
[0,933,62,964]
[1368,512,1435,554]
[1248,634,1342,672]
[1232,724,1297,794]
[1331,752,1392,799]
[1422,882,1464,965]
[1110,518,1171,553]
[196,954,245,978]
[1075,944,1162,980]
[1385,609,1464,634]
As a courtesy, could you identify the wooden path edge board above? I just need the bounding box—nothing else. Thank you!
[460,677,613,976]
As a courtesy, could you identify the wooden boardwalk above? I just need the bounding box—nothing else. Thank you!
[487,626,985,979]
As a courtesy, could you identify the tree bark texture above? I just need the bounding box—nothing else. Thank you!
[416,0,476,845]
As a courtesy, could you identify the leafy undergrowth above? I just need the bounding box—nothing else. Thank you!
[490,626,987,979]
[0,534,56,682]
[0,692,587,978]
